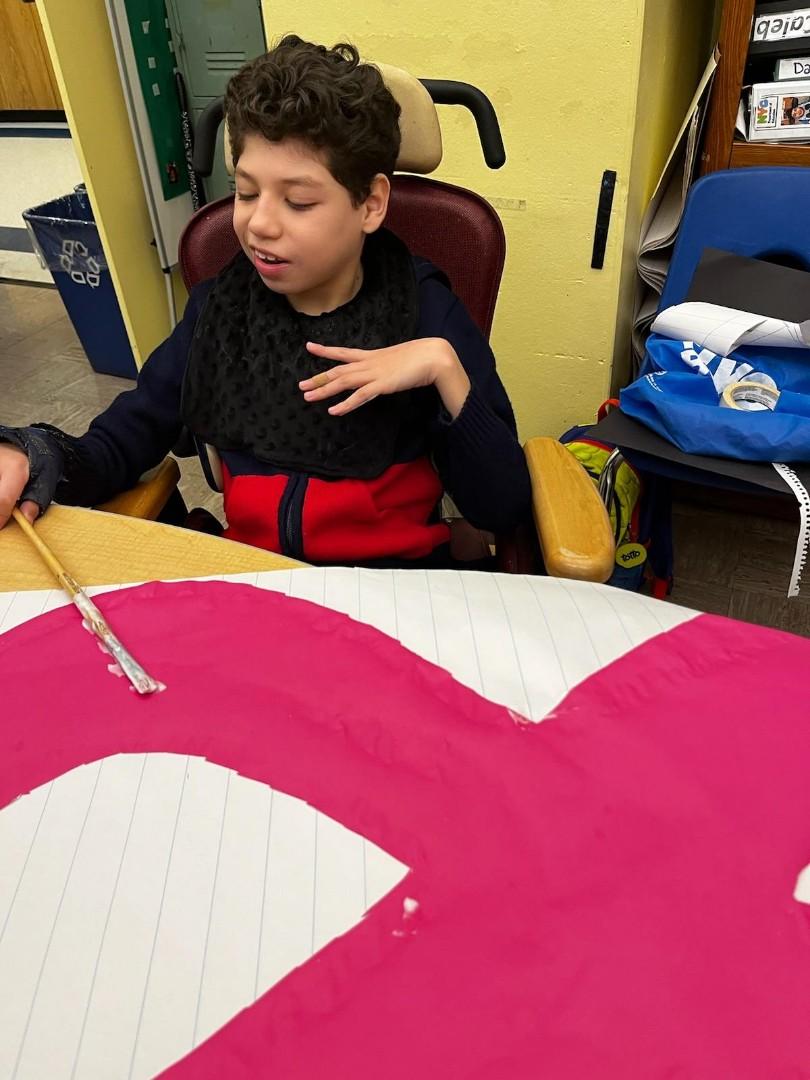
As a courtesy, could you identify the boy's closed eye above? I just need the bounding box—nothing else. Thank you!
[235,192,315,211]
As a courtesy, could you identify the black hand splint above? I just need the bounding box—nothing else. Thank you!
[0,424,67,513]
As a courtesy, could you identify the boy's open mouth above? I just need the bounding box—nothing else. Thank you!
[253,249,290,277]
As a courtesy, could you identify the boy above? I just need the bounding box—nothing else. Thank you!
[0,36,530,567]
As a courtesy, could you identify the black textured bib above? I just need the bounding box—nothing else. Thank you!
[181,228,423,480]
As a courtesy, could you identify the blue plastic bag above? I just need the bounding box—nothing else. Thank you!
[620,333,810,461]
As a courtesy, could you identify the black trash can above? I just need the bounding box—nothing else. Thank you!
[23,187,137,379]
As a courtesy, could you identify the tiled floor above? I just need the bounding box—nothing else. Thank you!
[2,280,810,634]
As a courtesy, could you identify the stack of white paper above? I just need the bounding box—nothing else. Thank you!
[652,301,810,357]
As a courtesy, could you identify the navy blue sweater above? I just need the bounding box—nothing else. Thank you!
[56,258,530,558]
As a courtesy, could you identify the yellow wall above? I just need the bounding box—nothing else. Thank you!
[37,0,179,367]
[35,0,718,430]
[261,3,651,440]
[612,0,719,389]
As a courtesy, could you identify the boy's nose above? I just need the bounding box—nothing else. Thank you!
[248,202,283,241]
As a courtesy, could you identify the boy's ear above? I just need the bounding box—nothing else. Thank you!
[361,174,391,234]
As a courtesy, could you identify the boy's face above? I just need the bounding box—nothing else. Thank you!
[232,134,387,314]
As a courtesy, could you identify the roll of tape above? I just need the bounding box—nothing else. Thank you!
[720,381,780,412]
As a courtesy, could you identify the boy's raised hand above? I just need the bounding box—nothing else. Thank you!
[300,338,471,420]
[0,443,37,529]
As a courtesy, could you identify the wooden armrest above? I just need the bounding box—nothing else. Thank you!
[96,458,181,520]
[524,437,615,583]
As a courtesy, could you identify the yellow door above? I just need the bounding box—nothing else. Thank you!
[0,0,62,109]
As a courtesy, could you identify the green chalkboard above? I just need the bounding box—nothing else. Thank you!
[124,0,189,201]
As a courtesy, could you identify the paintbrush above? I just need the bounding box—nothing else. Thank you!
[11,508,163,695]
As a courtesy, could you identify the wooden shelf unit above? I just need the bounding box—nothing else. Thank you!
[701,0,810,174]
[730,140,810,165]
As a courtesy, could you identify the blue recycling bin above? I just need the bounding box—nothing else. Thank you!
[23,187,138,379]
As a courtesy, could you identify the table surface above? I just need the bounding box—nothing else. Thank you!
[0,505,302,591]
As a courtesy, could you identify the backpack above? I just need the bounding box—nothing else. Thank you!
[561,404,674,596]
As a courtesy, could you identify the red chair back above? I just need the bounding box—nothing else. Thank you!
[178,196,240,292]
[179,175,505,338]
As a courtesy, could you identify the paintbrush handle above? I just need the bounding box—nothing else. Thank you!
[10,507,163,695]
[11,508,79,596]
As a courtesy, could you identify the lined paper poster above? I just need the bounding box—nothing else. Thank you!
[0,570,695,1076]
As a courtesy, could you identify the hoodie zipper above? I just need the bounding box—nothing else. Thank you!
[278,472,308,560]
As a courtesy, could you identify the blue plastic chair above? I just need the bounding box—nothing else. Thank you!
[661,167,810,308]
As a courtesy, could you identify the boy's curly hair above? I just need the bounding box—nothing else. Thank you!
[224,35,401,205]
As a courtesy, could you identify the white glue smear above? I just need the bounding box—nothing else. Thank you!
[393,896,420,938]
[508,709,532,727]
[78,605,165,695]
[794,863,810,905]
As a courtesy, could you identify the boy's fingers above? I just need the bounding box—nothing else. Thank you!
[0,493,14,530]
[301,367,370,399]
[303,388,336,402]
[305,342,366,363]
[303,377,352,402]
[299,367,342,391]
[328,388,379,416]
[18,500,40,525]
[302,371,332,390]
[0,465,28,529]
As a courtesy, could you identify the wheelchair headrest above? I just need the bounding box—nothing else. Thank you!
[379,62,444,173]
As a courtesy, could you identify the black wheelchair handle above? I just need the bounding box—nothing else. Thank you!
[192,78,506,179]
[418,80,505,169]
[193,98,225,178]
